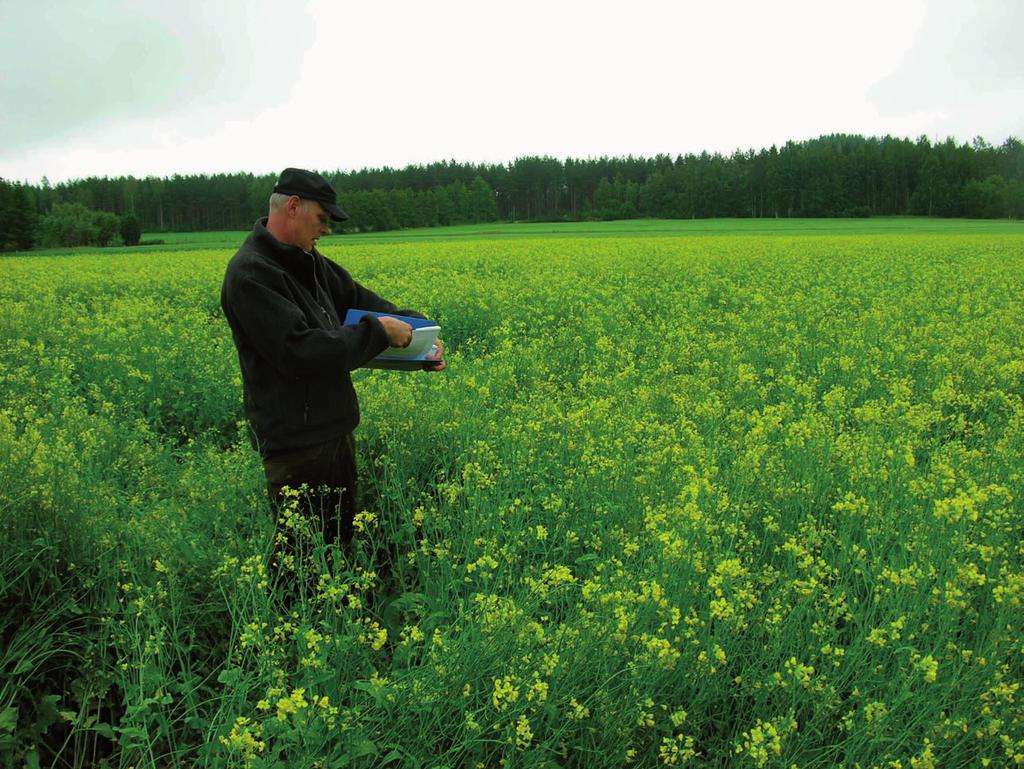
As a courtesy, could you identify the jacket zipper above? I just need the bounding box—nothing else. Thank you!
[310,253,335,327]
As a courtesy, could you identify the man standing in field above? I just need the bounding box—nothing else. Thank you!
[220,167,444,571]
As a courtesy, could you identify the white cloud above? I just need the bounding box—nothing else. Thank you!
[0,0,1018,183]
[870,0,1024,142]
[0,0,313,160]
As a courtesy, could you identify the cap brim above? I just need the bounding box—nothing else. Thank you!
[323,201,349,222]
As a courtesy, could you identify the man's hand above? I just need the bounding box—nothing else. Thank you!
[424,339,446,372]
[377,316,413,348]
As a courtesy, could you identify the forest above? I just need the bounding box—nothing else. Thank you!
[2,133,1023,250]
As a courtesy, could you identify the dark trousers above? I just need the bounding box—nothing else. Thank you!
[262,433,358,557]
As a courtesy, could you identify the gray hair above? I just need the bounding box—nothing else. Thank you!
[269,192,314,215]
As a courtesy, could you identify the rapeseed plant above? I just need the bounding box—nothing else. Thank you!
[3,232,1023,767]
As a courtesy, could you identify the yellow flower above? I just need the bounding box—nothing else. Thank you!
[219,716,264,761]
[864,701,888,722]
[514,714,533,750]
[916,655,938,683]
[659,733,697,766]
[492,675,520,712]
[568,697,590,720]
[400,624,425,646]
[352,509,377,533]
[526,677,549,703]
[909,738,936,769]
[276,688,309,721]
[735,717,796,768]
[358,618,388,650]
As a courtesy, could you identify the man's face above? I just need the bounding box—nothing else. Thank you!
[296,199,331,252]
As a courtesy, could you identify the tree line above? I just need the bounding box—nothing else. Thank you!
[2,133,1022,251]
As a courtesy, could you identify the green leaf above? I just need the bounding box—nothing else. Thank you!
[117,724,150,749]
[35,695,61,730]
[24,749,40,769]
[422,611,450,633]
[352,681,385,708]
[389,591,426,613]
[216,668,242,685]
[94,722,116,740]
[0,706,17,733]
[350,737,377,758]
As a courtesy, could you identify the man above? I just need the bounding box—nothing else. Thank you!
[221,167,444,565]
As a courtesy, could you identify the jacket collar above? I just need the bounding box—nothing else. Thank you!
[251,217,319,263]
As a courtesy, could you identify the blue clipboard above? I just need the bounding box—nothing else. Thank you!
[343,309,444,370]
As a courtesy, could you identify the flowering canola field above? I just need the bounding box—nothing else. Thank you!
[2,231,1023,768]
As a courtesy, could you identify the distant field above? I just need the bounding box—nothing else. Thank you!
[10,217,1021,257]
[3,225,1023,767]
[323,216,1024,242]
[153,217,1024,248]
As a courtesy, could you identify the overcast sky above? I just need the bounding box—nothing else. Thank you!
[1,0,1021,184]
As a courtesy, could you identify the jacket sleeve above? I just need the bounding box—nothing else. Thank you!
[224,268,392,376]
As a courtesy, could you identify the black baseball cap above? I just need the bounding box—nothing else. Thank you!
[273,167,349,222]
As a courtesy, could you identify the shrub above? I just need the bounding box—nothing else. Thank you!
[120,214,142,246]
[37,203,122,248]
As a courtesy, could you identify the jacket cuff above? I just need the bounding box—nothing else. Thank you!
[360,314,392,352]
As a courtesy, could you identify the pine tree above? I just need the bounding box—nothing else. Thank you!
[469,176,498,223]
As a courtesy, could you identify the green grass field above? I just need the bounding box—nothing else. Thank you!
[161,216,1024,247]
[2,221,1023,768]
[11,216,1024,256]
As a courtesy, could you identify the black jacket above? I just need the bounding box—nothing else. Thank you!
[221,218,424,455]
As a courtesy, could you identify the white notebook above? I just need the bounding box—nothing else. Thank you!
[382,325,441,359]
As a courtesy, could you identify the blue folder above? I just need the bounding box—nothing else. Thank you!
[343,309,443,370]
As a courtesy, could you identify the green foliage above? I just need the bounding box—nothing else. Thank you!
[1007,180,1024,219]
[95,210,120,246]
[14,134,1024,236]
[0,178,36,251]
[594,175,639,220]
[962,175,1010,218]
[468,175,498,223]
[2,226,1024,767]
[120,214,142,246]
[36,202,121,248]
[332,180,501,233]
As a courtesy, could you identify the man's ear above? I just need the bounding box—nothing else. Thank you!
[286,195,302,216]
